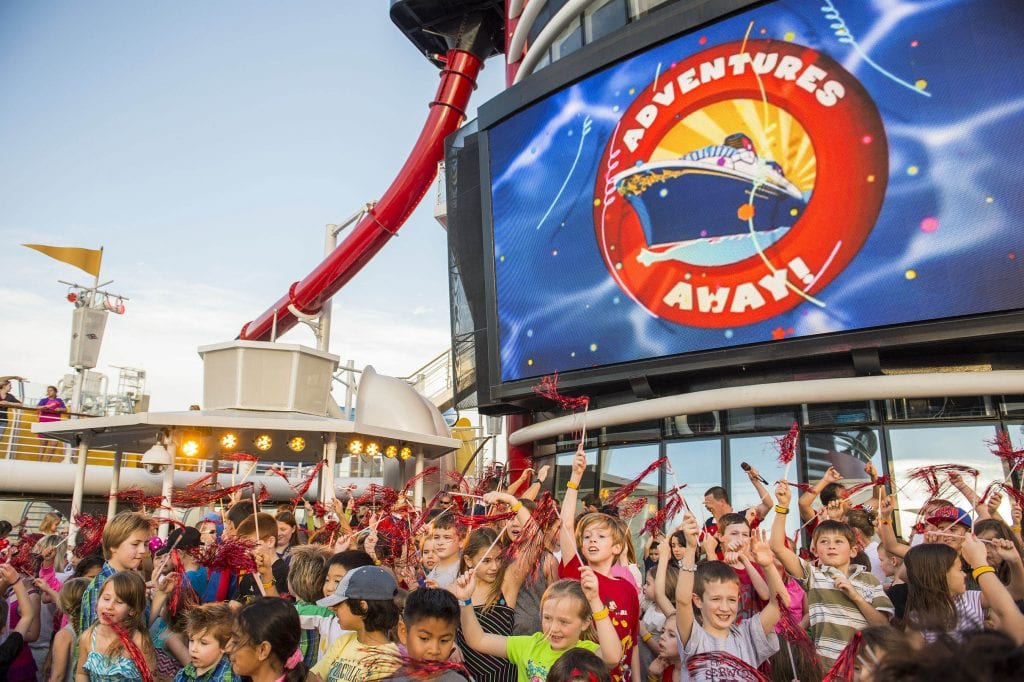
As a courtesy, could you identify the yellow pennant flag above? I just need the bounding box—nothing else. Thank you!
[23,244,103,278]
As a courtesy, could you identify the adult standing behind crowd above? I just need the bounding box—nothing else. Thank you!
[36,386,66,460]
[0,378,21,436]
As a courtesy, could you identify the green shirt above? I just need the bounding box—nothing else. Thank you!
[505,632,599,682]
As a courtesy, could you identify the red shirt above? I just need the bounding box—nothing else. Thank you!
[560,555,640,682]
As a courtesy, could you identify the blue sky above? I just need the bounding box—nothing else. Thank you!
[0,2,504,409]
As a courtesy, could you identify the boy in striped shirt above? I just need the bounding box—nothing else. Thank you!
[769,481,893,669]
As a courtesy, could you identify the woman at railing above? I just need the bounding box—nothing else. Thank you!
[36,386,67,461]
[0,378,21,436]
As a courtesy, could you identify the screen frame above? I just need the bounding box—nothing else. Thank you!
[477,0,1024,403]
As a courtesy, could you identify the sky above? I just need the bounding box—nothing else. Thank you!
[0,2,505,411]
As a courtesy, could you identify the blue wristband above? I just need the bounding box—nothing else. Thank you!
[459,598,473,607]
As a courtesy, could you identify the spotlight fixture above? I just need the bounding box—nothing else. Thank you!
[348,440,363,456]
[384,445,398,459]
[399,446,412,461]
[287,436,306,453]
[365,442,381,457]
[254,434,273,451]
[219,433,238,449]
[180,439,200,458]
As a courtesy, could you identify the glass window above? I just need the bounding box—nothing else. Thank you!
[803,428,884,491]
[628,0,674,19]
[666,412,720,438]
[665,438,723,530]
[885,396,994,421]
[601,419,661,446]
[554,448,597,500]
[552,19,583,61]
[888,424,1009,538]
[804,401,876,427]
[1001,396,1024,417]
[728,435,800,537]
[600,443,661,553]
[585,0,628,43]
[726,406,800,432]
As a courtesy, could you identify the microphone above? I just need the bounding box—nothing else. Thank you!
[741,462,768,485]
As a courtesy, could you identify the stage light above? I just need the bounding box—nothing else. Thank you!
[220,433,238,449]
[385,445,398,459]
[348,440,363,455]
[399,446,412,461]
[254,434,273,451]
[287,436,306,452]
[365,442,380,457]
[180,439,200,458]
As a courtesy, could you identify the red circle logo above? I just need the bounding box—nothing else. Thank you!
[594,40,887,328]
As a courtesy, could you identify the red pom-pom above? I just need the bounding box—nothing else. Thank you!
[775,422,800,466]
[532,373,590,411]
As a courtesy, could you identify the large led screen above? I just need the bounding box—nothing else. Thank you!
[487,0,1024,385]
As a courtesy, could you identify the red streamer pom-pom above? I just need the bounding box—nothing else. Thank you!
[532,373,590,411]
[402,465,440,497]
[618,497,647,521]
[844,475,890,498]
[362,650,471,680]
[288,459,327,505]
[774,595,820,676]
[109,622,154,682]
[193,536,258,573]
[7,532,41,576]
[605,457,665,509]
[821,631,862,682]
[221,451,259,462]
[641,489,687,536]
[775,422,800,466]
[989,431,1024,463]
[456,511,517,530]
[907,464,979,497]
[109,487,168,511]
[166,549,199,621]
[471,465,503,498]
[73,513,107,558]
[686,651,768,681]
[501,492,560,583]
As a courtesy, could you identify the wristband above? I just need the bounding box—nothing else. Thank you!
[641,632,653,642]
[510,502,523,513]
[592,606,610,621]
[879,519,891,526]
[679,564,697,573]
[1013,526,1022,532]
[774,505,789,515]
[459,598,473,607]
[972,565,996,580]
[566,481,579,490]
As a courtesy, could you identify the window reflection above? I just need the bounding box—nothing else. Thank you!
[804,428,883,489]
[888,424,1008,537]
[728,435,800,537]
[665,439,722,530]
[600,444,661,552]
[555,447,597,501]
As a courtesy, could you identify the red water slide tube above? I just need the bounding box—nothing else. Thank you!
[239,48,483,341]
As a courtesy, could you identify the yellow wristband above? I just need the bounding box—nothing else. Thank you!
[592,606,609,621]
[1013,526,1022,532]
[510,502,523,513]
[641,632,653,642]
[972,565,996,580]
[774,505,789,515]
[566,481,579,490]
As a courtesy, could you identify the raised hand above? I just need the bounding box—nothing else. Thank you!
[993,537,1023,565]
[572,443,587,478]
[775,480,791,507]
[987,490,1004,516]
[580,565,600,603]
[864,462,878,480]
[745,465,763,482]
[450,571,476,601]
[961,534,988,569]
[537,464,552,483]
[879,494,896,518]
[680,512,700,546]
[750,528,773,567]
[824,467,843,484]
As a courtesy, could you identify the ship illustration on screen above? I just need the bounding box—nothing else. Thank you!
[614,132,806,267]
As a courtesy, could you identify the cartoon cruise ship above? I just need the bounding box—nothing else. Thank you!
[612,134,807,266]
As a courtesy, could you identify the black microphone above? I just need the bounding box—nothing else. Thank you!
[741,462,768,485]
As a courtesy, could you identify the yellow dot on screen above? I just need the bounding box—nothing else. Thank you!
[499,255,505,262]
[907,166,919,176]
[594,199,602,207]
[589,343,598,352]
[784,31,795,41]
[915,79,928,90]
[867,175,875,182]
[905,270,917,280]
[737,204,755,221]
[789,208,799,217]
[986,197,994,204]
[527,358,533,366]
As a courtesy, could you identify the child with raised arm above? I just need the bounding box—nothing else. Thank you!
[454,569,623,682]
[0,564,39,680]
[560,444,639,682]
[769,480,893,670]
[674,513,781,680]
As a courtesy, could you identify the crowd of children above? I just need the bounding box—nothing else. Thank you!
[0,451,1023,682]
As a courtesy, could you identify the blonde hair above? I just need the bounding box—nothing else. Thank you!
[541,579,596,642]
[58,577,90,627]
[102,512,151,559]
[287,545,331,603]
[39,512,62,535]
[33,534,67,573]
[573,512,627,556]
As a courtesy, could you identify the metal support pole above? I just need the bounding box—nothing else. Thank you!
[319,224,339,353]
[107,449,123,519]
[414,452,425,509]
[322,434,337,505]
[343,360,355,420]
[69,436,90,549]
[159,441,177,540]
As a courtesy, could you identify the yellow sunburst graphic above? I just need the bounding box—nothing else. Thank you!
[650,99,816,194]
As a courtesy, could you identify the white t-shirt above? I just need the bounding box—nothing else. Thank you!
[921,590,984,643]
[678,611,779,681]
[863,540,887,583]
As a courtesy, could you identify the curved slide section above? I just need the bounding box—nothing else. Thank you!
[239,47,483,341]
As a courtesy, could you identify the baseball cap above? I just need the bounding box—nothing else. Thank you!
[317,565,397,608]
[926,506,972,530]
